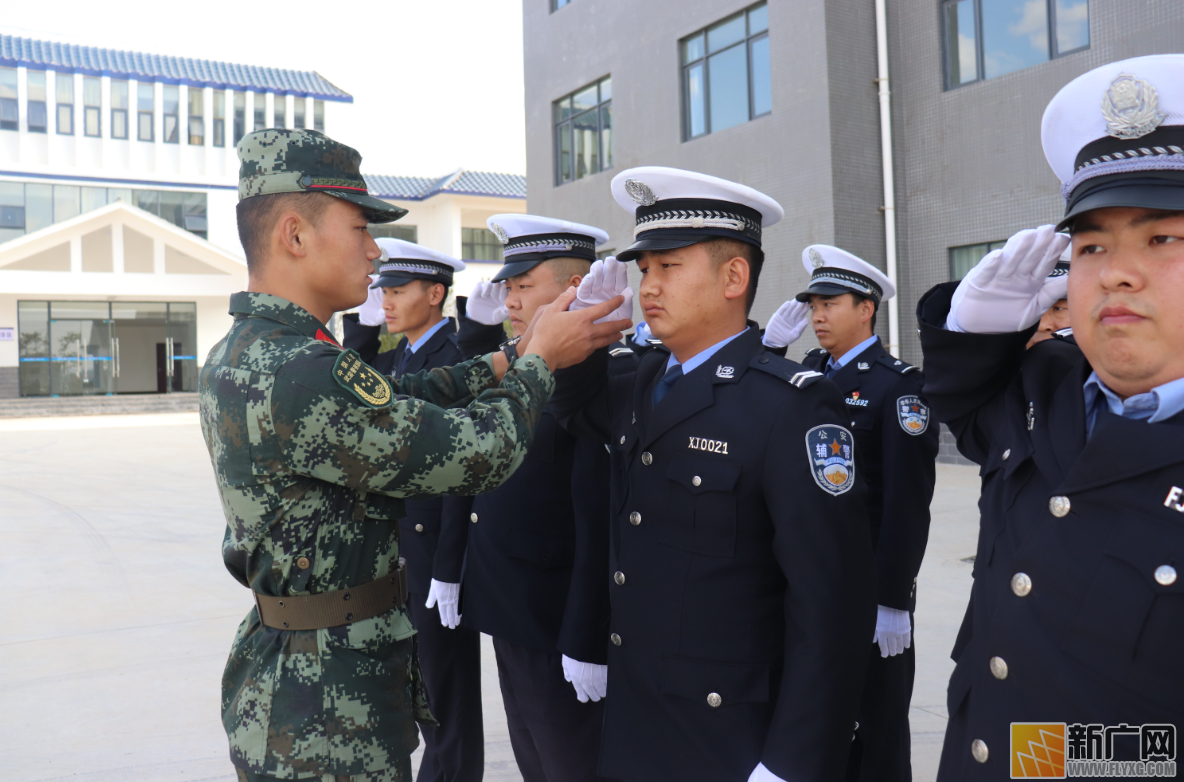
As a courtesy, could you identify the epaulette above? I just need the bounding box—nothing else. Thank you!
[646,338,664,347]
[877,354,919,374]
[748,354,824,389]
[1052,327,1076,344]
[805,347,828,357]
[609,347,635,357]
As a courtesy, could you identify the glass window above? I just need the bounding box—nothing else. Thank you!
[53,185,80,223]
[135,189,160,216]
[253,92,266,130]
[0,181,25,244]
[462,227,503,261]
[25,184,53,233]
[552,0,573,9]
[159,190,185,227]
[553,75,613,186]
[680,2,770,141]
[162,85,179,143]
[233,92,246,144]
[0,67,17,131]
[56,73,74,135]
[274,96,286,129]
[187,88,204,145]
[27,71,47,133]
[942,0,1089,88]
[294,97,306,129]
[313,100,324,132]
[949,240,1006,280]
[183,192,208,238]
[81,186,107,214]
[111,80,128,139]
[137,82,154,141]
[107,188,133,205]
[18,301,51,397]
[83,77,100,137]
[213,91,225,147]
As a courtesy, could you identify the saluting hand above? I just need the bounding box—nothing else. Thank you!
[467,280,510,326]
[357,276,386,327]
[761,300,811,348]
[947,225,1070,333]
[570,256,635,324]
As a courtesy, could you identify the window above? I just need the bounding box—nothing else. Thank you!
[462,227,503,261]
[681,3,769,140]
[56,73,74,135]
[0,181,24,243]
[273,96,286,129]
[0,67,17,131]
[552,0,573,9]
[213,91,225,147]
[111,80,128,139]
[27,71,47,133]
[313,100,324,132]
[83,77,100,137]
[554,75,612,185]
[368,223,418,243]
[187,88,203,145]
[137,83,154,141]
[254,92,266,130]
[943,0,1089,88]
[949,240,1005,280]
[233,92,246,144]
[294,96,306,129]
[163,85,180,143]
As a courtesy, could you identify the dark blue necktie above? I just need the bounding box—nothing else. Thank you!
[396,348,412,378]
[825,361,839,379]
[652,364,684,407]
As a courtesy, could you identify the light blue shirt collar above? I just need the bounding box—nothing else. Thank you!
[826,334,880,372]
[1082,371,1184,437]
[665,328,749,376]
[406,317,450,354]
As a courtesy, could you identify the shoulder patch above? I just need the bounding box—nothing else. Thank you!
[609,347,635,357]
[748,354,824,389]
[877,354,918,374]
[806,424,855,495]
[896,395,930,435]
[806,348,828,357]
[1052,327,1075,342]
[333,349,393,408]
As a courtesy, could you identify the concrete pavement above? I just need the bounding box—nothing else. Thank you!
[0,413,979,782]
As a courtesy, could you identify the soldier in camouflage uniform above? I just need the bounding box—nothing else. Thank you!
[200,128,629,782]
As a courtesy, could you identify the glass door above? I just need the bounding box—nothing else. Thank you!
[110,302,169,394]
[48,302,115,396]
[166,302,197,392]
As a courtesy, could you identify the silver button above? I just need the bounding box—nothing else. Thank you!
[526,360,535,367]
[971,739,989,763]
[610,633,621,646]
[470,512,478,524]
[1011,572,1032,597]
[1155,565,1178,586]
[614,571,626,585]
[989,656,1008,680]
[1002,448,1011,461]
[629,511,641,526]
[707,692,722,708]
[415,524,424,533]
[641,452,653,466]
[620,436,626,445]
[692,476,702,487]
[1049,496,1071,517]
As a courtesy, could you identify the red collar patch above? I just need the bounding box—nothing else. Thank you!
[315,328,340,346]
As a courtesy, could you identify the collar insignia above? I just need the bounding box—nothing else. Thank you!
[716,365,735,379]
[858,362,870,371]
[1102,73,1166,140]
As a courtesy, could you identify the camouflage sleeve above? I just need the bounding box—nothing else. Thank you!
[266,347,553,500]
[391,354,500,408]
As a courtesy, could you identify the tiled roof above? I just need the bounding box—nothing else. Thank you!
[0,34,351,102]
[364,169,526,201]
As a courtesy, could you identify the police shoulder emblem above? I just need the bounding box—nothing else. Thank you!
[897,395,930,435]
[333,349,393,408]
[625,179,658,206]
[806,424,855,496]
[489,222,510,245]
[1102,73,1166,140]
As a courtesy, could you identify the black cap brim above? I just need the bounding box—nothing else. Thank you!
[794,283,859,303]
[323,191,408,224]
[616,236,701,262]
[1059,182,1184,231]
[492,259,546,282]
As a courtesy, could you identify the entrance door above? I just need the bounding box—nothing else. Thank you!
[47,302,116,396]
[110,302,169,394]
[166,302,198,393]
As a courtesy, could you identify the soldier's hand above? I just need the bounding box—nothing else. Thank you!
[761,300,811,348]
[521,287,632,370]
[947,225,1070,333]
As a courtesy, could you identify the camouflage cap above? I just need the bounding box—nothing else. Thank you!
[236,128,407,224]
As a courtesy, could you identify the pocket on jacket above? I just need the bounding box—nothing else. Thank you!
[660,655,772,707]
[509,531,576,570]
[659,453,741,557]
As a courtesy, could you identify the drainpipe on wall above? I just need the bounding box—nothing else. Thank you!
[875,0,901,358]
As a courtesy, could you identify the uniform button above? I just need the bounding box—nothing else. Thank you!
[1049,496,1071,517]
[641,452,653,466]
[526,360,535,367]
[971,739,989,763]
[707,692,722,708]
[989,656,1008,680]
[629,511,641,526]
[692,476,702,487]
[1011,572,1032,597]
[611,633,622,646]
[415,524,424,533]
[620,436,626,444]
[614,571,626,585]
[1155,565,1177,586]
[471,513,479,524]
[296,557,310,570]
[1002,448,1011,461]
[345,612,354,622]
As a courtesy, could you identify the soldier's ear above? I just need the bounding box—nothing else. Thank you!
[276,212,309,259]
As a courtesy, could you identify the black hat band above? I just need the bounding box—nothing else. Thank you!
[634,198,762,245]
[503,232,597,262]
[809,267,883,303]
[378,259,454,281]
[1064,126,1184,202]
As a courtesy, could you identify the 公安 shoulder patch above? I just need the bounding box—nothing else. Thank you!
[897,395,930,435]
[806,424,855,496]
[333,349,393,408]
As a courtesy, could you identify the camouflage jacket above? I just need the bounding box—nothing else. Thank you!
[199,292,553,777]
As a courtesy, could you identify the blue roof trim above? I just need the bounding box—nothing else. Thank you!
[364,169,526,201]
[0,169,238,190]
[0,35,352,102]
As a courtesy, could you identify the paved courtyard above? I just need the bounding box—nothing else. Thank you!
[0,413,980,782]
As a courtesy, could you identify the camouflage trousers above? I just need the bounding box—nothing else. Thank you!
[235,756,412,782]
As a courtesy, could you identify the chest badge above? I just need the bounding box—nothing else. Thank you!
[897,395,930,435]
[846,391,869,407]
[715,365,735,379]
[806,425,855,496]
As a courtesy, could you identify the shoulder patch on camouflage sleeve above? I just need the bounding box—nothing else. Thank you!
[333,349,393,408]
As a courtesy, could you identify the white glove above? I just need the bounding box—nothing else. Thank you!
[872,605,912,658]
[748,762,789,782]
[425,579,461,630]
[358,276,386,327]
[570,257,634,324]
[761,300,811,348]
[466,280,509,326]
[561,654,608,703]
[632,321,654,346]
[947,226,1070,333]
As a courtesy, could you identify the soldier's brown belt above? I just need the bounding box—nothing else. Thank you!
[253,559,408,631]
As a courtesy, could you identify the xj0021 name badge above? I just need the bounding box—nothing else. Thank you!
[806,424,855,496]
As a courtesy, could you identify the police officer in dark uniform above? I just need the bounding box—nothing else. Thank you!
[341,238,485,782]
[918,55,1184,778]
[551,167,877,782]
[762,245,939,781]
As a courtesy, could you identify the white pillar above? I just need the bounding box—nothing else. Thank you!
[70,235,82,273]
[112,221,125,274]
[153,237,165,274]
